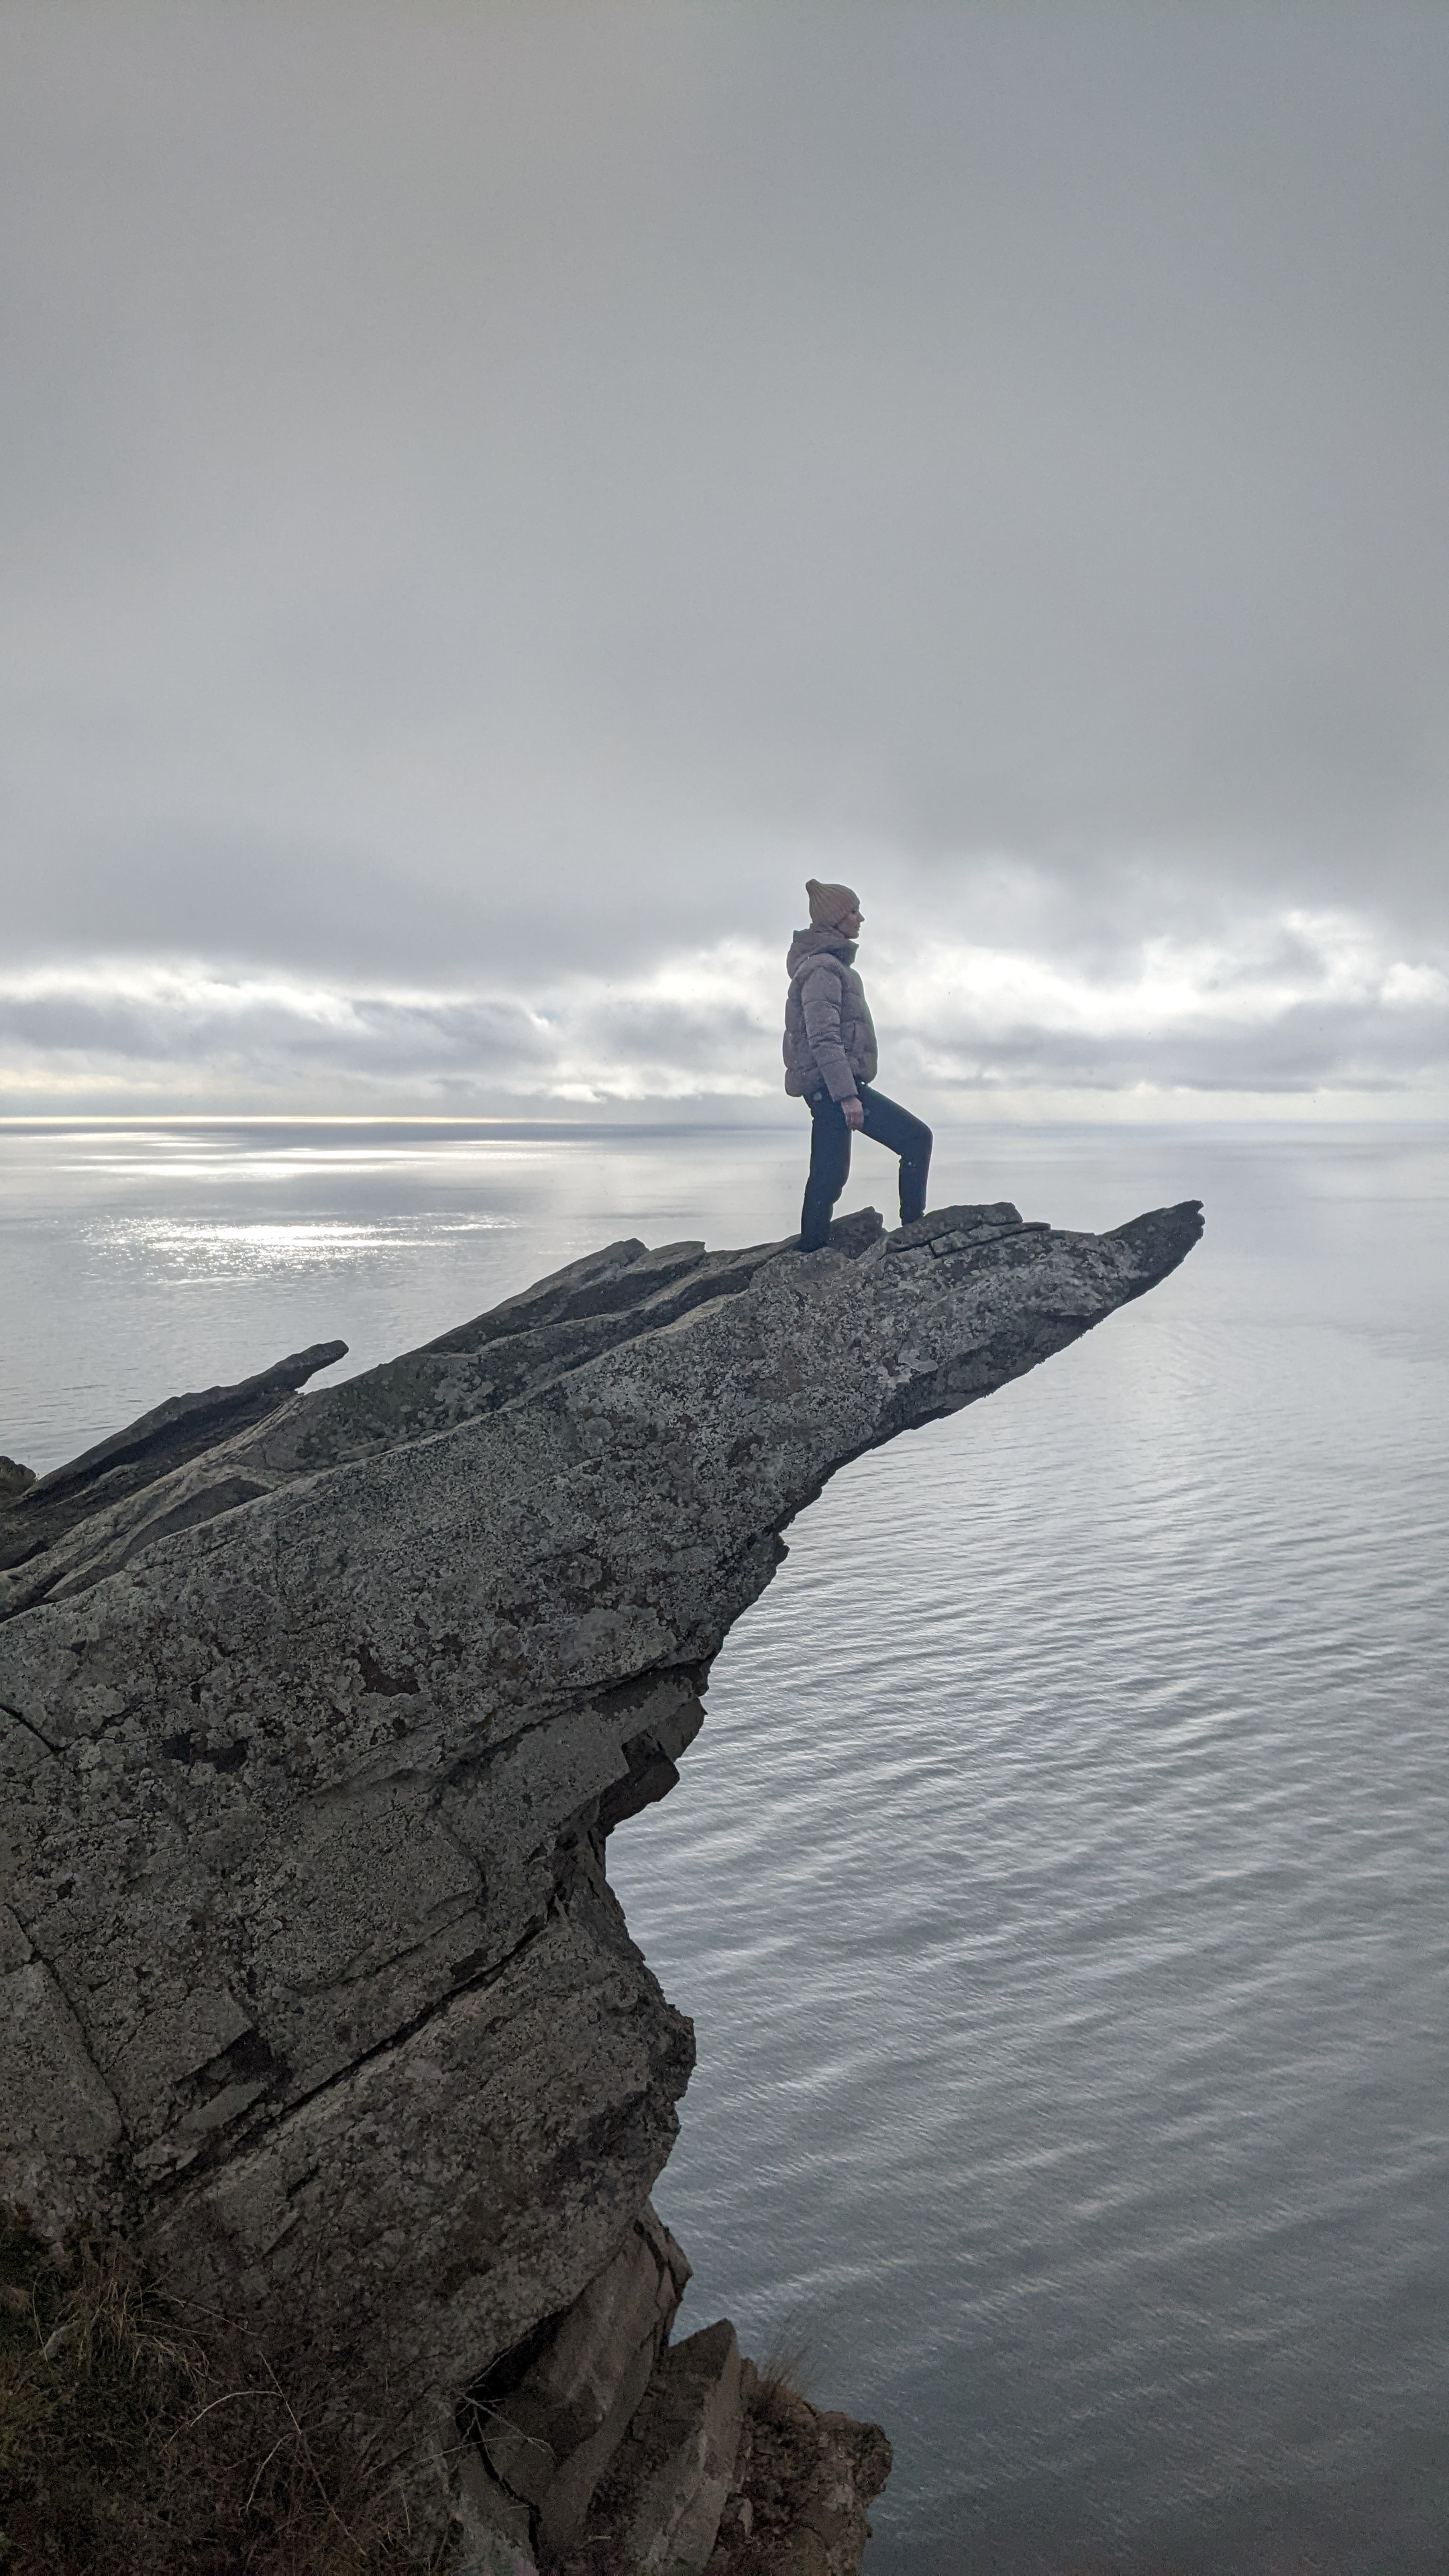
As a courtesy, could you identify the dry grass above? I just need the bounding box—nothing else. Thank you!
[753,2312,812,2401]
[0,2208,446,2576]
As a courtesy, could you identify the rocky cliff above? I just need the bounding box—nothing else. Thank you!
[0,1193,1201,2572]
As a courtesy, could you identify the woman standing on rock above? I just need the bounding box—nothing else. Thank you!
[784,879,933,1252]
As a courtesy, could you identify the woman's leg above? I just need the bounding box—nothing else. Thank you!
[799,1095,852,1250]
[858,1085,932,1226]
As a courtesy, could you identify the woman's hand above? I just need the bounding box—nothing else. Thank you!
[843,1096,865,1131]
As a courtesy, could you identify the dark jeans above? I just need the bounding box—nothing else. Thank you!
[800,1083,932,1251]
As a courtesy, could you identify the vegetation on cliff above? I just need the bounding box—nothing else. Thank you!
[0,2210,433,2576]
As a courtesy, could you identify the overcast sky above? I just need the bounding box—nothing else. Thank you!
[3,1,1447,1116]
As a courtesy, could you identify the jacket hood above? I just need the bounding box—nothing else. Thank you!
[786,926,858,975]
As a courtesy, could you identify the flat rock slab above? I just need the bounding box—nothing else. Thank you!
[465,2200,692,2555]
[557,2318,745,2576]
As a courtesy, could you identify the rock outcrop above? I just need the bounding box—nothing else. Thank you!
[0,1194,1201,2569]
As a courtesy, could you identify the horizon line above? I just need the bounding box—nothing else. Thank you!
[3,1110,1449,1132]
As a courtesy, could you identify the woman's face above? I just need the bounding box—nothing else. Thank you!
[837,905,863,938]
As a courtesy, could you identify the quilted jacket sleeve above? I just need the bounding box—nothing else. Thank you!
[798,959,857,1102]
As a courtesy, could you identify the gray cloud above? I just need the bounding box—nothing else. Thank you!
[3,908,1444,1112]
[1,1,1446,1106]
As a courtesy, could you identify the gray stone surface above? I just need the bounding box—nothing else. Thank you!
[702,2360,894,2576]
[0,1338,347,1573]
[467,2200,692,2555]
[0,1195,1201,2546]
[614,2320,745,2575]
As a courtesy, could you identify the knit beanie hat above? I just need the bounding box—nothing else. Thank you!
[806,877,861,928]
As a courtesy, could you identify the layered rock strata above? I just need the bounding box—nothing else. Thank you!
[0,1194,1201,2569]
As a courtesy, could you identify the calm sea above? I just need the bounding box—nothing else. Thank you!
[3,1119,1448,2576]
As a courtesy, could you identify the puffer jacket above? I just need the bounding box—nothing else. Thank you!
[783,925,879,1102]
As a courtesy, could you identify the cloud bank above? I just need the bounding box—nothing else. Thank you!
[3,907,1444,1116]
[1,3,1447,1114]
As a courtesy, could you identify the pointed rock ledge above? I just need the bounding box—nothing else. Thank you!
[0,1195,1201,2569]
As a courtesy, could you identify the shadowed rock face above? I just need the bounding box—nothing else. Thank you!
[0,1195,1201,2544]
[0,1338,350,1574]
